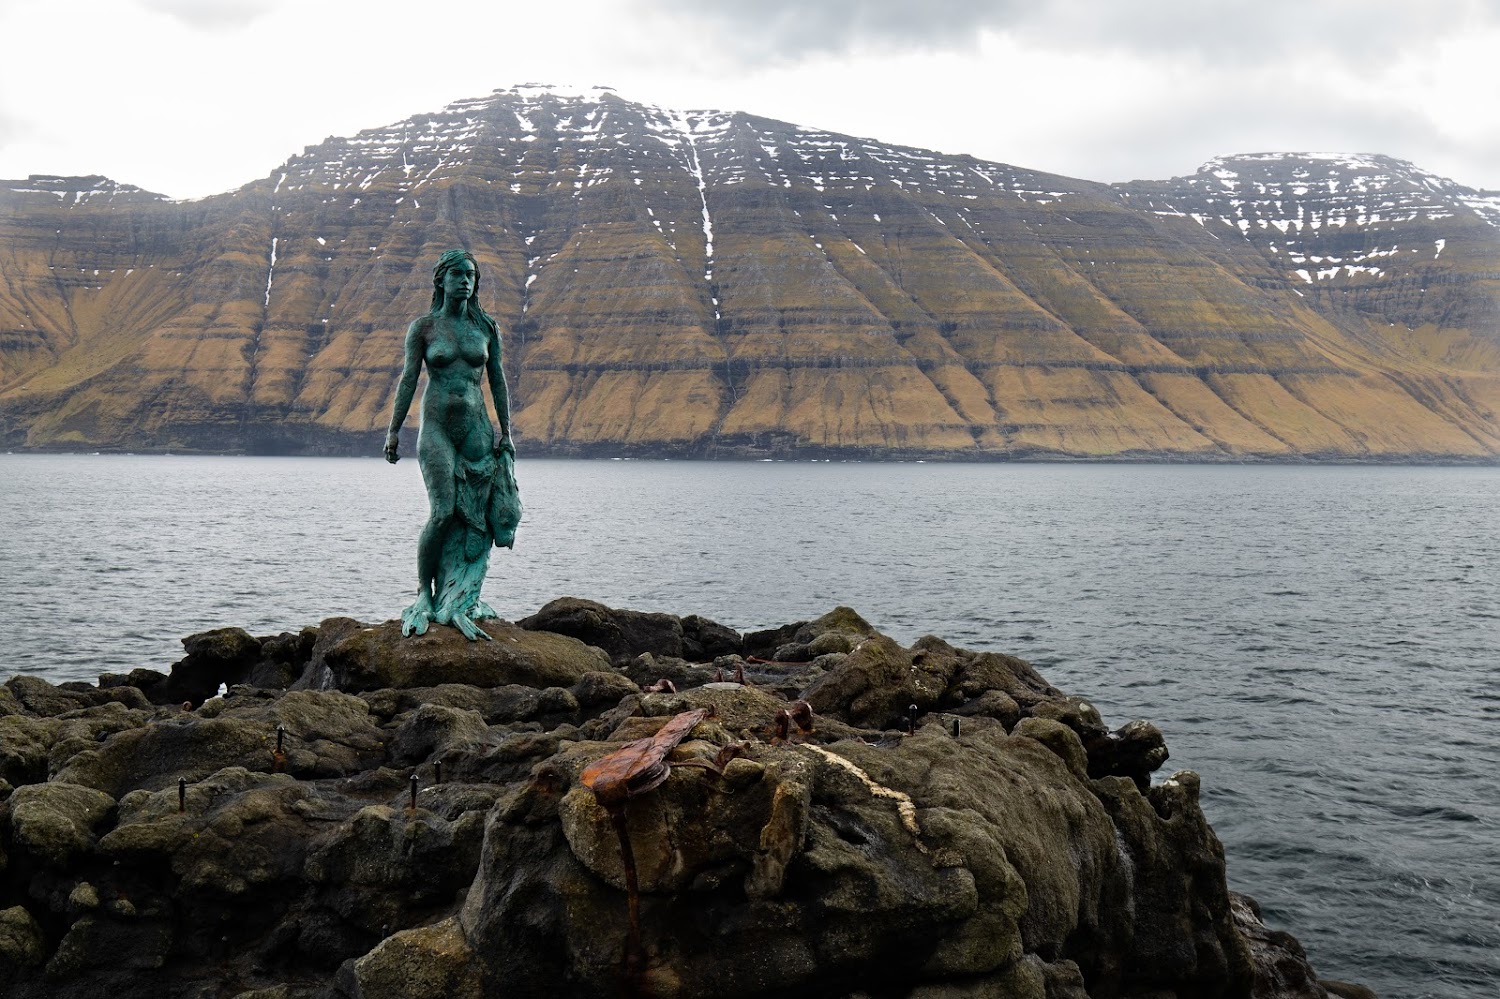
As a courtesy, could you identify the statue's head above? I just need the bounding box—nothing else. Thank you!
[430,249,481,311]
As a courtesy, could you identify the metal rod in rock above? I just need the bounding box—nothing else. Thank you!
[579,708,711,995]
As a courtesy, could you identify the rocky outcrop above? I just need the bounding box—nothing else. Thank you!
[1,90,1497,461]
[0,599,1373,998]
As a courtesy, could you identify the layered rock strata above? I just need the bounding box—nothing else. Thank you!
[0,598,1373,998]
[1,87,1497,460]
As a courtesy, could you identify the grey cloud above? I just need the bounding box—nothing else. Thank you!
[637,0,1025,60]
[639,0,1499,70]
[1032,0,1498,70]
[1045,82,1471,186]
[1385,128,1500,192]
[135,0,280,30]
[0,111,27,155]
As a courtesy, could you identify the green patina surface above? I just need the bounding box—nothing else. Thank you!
[385,249,521,640]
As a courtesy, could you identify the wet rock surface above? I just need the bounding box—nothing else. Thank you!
[0,599,1374,999]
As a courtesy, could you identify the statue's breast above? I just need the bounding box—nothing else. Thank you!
[456,329,489,366]
[425,322,488,369]
[425,338,458,368]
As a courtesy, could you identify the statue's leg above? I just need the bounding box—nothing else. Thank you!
[418,429,460,588]
[437,414,500,640]
[404,429,459,637]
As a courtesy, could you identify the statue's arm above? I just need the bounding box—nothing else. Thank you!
[385,320,425,463]
[487,321,514,456]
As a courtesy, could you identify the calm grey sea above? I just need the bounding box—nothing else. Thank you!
[1,455,1496,999]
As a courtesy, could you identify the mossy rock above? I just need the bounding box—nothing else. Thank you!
[324,621,609,692]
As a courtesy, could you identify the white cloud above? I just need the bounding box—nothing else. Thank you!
[134,0,282,30]
[0,0,1497,197]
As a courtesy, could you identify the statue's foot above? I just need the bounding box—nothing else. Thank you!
[450,610,491,642]
[401,593,435,637]
[472,599,500,621]
[400,608,431,637]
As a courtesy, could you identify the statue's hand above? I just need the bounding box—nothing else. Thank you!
[496,432,515,459]
[384,433,400,464]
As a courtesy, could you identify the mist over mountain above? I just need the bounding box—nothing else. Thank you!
[3,85,1497,459]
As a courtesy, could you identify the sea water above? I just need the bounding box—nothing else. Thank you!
[1,454,1495,999]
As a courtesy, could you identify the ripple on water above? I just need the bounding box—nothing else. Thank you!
[2,456,1498,999]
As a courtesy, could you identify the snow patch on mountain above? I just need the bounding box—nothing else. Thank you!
[1131,152,1496,288]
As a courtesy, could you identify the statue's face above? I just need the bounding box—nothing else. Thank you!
[442,258,477,302]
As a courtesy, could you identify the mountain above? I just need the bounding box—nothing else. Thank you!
[3,85,1498,459]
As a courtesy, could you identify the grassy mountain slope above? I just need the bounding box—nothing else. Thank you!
[2,90,1496,459]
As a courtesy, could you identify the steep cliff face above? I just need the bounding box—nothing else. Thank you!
[1119,153,1500,457]
[2,87,1497,459]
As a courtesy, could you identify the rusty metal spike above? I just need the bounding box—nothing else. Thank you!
[772,709,791,743]
[788,699,815,733]
[713,742,749,771]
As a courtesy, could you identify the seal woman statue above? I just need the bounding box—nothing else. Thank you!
[384,249,521,640]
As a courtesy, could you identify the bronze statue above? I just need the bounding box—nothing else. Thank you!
[385,249,521,640]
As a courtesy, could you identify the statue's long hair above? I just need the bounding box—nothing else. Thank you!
[430,248,499,337]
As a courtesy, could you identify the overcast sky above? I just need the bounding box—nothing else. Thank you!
[3,0,1499,200]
